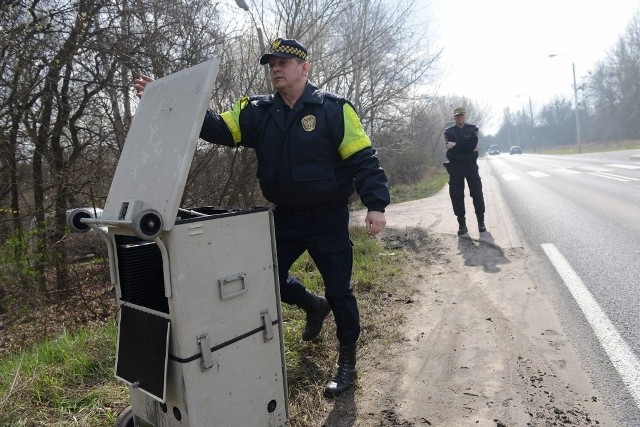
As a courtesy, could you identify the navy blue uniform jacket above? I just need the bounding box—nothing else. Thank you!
[199,82,389,212]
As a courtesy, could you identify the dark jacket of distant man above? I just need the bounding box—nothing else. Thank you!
[444,123,479,163]
[443,117,485,234]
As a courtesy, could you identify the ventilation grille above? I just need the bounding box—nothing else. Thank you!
[116,236,169,314]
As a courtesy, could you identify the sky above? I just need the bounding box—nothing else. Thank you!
[418,0,640,134]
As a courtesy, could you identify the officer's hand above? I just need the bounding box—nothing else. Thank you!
[365,211,386,236]
[134,75,154,98]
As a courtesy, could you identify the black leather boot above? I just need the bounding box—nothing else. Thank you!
[477,214,486,232]
[323,343,357,398]
[299,290,331,341]
[457,216,468,235]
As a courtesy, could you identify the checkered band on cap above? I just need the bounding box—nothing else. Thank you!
[269,38,308,61]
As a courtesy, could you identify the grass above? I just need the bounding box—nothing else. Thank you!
[389,172,449,204]
[349,168,449,211]
[0,322,129,426]
[0,224,409,426]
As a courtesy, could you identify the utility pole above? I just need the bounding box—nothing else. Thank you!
[528,96,536,153]
[548,54,582,154]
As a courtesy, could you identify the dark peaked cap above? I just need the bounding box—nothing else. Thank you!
[259,38,309,65]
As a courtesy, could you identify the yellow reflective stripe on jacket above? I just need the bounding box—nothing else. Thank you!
[338,103,372,159]
[220,97,249,145]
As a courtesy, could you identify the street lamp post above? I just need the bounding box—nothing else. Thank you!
[549,54,582,153]
[235,0,269,86]
[528,96,536,153]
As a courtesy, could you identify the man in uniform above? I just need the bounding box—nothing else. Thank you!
[134,38,390,398]
[444,107,486,235]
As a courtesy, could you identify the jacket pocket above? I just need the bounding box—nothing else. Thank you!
[292,162,335,182]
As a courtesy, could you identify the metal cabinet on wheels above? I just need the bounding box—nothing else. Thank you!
[68,59,288,426]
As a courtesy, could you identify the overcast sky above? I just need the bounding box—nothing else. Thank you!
[419,0,640,134]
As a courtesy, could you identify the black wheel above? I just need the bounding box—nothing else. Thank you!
[132,208,163,240]
[114,405,134,427]
[66,208,93,233]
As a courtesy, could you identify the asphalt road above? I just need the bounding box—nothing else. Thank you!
[485,149,640,425]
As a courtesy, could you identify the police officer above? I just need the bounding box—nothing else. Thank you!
[135,38,390,398]
[444,107,486,235]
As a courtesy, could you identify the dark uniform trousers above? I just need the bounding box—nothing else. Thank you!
[448,161,485,218]
[274,204,359,345]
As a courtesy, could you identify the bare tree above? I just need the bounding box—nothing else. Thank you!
[0,0,448,303]
[584,11,640,142]
[249,0,444,186]
[499,7,640,146]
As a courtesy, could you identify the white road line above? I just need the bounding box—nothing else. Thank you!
[588,172,638,182]
[581,166,611,172]
[606,164,640,170]
[540,161,571,168]
[597,172,640,181]
[527,171,550,178]
[555,169,582,175]
[502,173,520,181]
[541,243,640,408]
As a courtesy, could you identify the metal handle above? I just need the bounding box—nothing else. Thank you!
[261,309,274,341]
[218,272,247,300]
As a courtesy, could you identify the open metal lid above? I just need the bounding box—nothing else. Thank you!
[102,59,220,232]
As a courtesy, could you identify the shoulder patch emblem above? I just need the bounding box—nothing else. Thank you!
[301,115,316,132]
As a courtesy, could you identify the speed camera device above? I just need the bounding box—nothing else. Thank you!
[68,59,288,426]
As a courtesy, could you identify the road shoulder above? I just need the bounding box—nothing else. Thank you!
[334,162,616,425]
[318,229,614,426]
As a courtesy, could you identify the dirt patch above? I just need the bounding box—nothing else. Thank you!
[308,227,614,426]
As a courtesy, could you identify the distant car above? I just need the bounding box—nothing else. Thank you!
[509,146,522,155]
[487,144,500,155]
